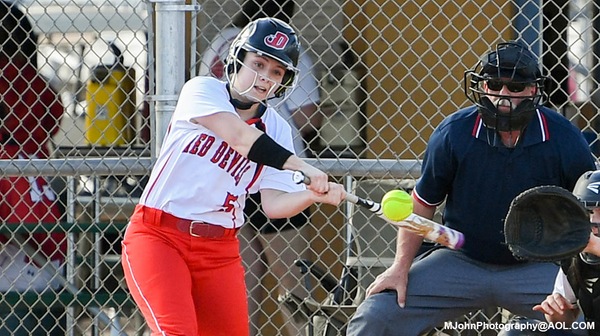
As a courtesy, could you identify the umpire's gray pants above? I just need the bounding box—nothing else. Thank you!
[346,248,558,336]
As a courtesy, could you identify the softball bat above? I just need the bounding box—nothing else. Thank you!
[292,171,465,249]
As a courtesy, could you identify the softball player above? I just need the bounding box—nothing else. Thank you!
[199,1,322,334]
[121,18,345,336]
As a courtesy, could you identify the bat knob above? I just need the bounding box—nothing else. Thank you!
[292,171,310,185]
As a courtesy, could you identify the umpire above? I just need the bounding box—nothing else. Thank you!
[347,41,596,336]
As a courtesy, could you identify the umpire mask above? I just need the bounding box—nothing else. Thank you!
[464,41,547,132]
[573,170,600,265]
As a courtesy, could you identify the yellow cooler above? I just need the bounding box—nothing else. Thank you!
[85,43,135,146]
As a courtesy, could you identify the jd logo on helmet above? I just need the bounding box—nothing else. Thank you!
[264,32,288,50]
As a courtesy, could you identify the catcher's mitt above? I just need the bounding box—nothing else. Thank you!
[504,185,591,262]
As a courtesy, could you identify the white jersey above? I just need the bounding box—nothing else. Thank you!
[199,26,320,157]
[139,76,305,229]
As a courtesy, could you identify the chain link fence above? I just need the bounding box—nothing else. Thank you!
[0,0,598,335]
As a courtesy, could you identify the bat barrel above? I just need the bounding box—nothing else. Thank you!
[403,214,465,249]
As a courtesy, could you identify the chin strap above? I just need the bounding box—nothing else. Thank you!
[229,97,255,110]
[226,83,257,110]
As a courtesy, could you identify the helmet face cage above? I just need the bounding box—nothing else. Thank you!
[464,41,547,132]
[225,17,300,102]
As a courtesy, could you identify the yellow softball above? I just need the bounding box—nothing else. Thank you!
[381,189,413,221]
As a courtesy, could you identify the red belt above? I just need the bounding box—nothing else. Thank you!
[135,205,238,238]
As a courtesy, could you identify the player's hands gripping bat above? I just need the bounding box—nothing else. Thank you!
[292,171,465,249]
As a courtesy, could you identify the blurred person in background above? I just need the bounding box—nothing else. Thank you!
[0,1,66,335]
[199,0,322,334]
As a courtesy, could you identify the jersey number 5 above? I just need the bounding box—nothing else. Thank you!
[220,193,238,213]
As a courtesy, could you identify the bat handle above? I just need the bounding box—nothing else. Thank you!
[294,171,378,208]
[345,192,359,204]
[349,194,383,214]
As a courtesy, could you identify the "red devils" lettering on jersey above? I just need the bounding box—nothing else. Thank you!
[182,134,252,186]
[182,133,215,156]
